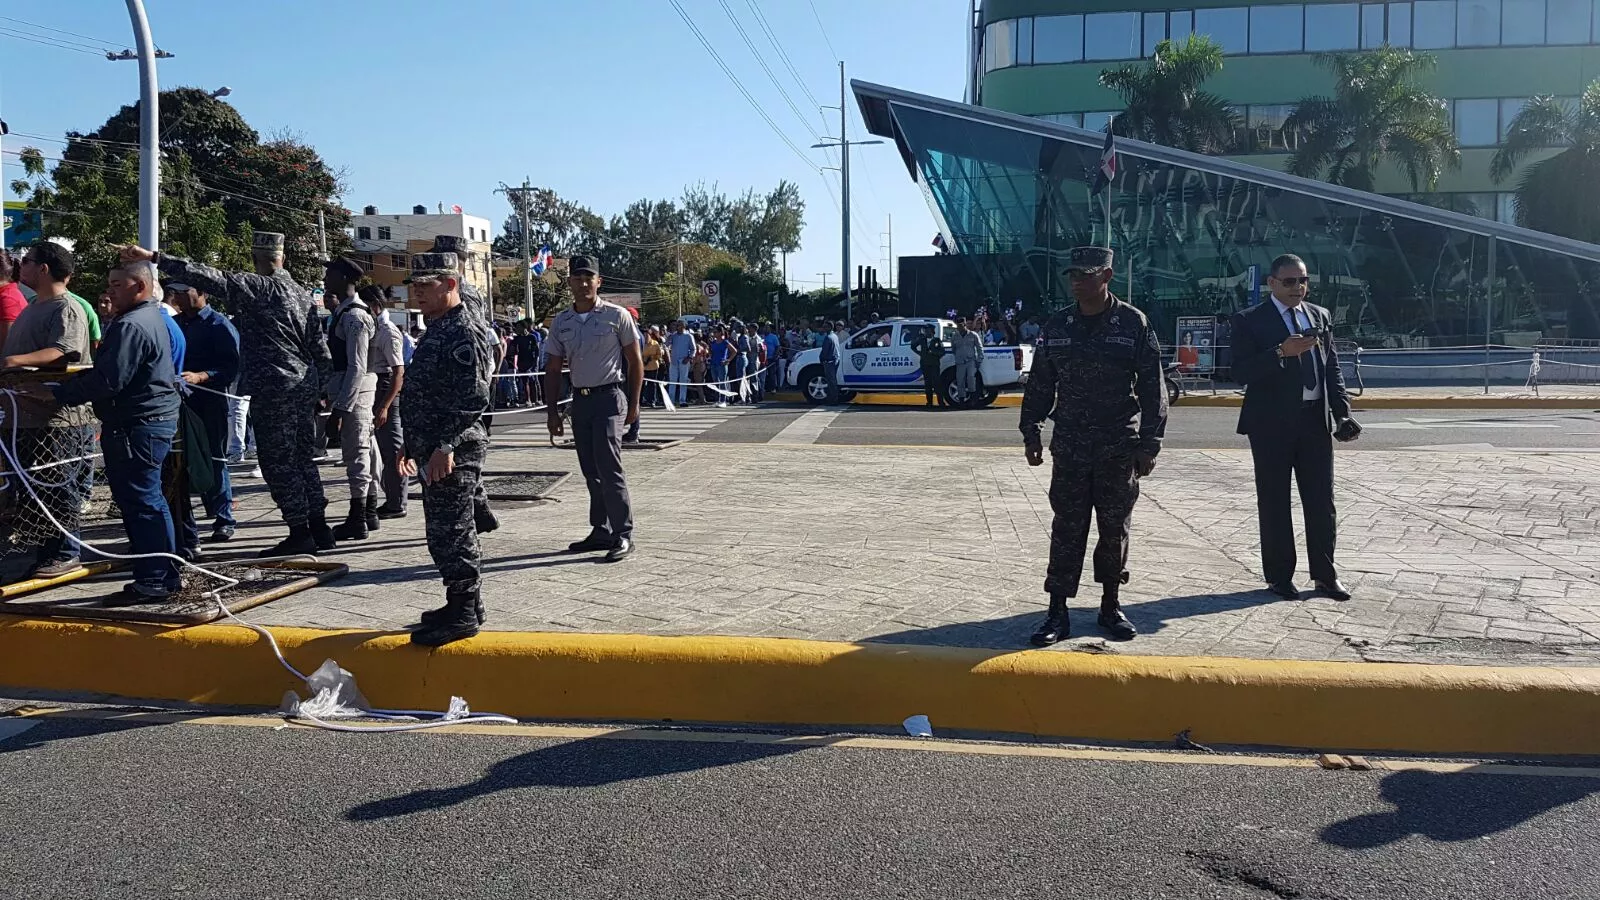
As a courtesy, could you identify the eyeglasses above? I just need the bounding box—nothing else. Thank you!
[1275,276,1311,286]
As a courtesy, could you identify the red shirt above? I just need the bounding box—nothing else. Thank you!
[0,283,26,325]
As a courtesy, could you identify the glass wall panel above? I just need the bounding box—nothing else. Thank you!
[1455,98,1499,144]
[1033,14,1084,63]
[984,20,1015,71]
[1194,7,1250,53]
[1414,0,1458,46]
[1362,3,1388,46]
[1171,9,1195,39]
[1016,16,1034,64]
[1501,0,1547,43]
[1592,0,1600,39]
[1306,4,1363,49]
[1083,111,1117,132]
[1548,0,1590,41]
[1499,97,1529,140]
[1085,12,1142,60]
[886,99,1600,348]
[1391,1,1415,43]
[1458,0,1503,45]
[1250,5,1305,52]
[1145,12,1168,55]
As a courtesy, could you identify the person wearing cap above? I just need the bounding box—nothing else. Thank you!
[321,257,383,541]
[170,280,241,545]
[425,235,498,535]
[1020,246,1166,645]
[397,253,495,647]
[125,232,336,557]
[665,320,697,407]
[543,255,640,562]
[366,285,409,520]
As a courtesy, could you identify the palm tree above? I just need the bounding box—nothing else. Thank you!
[1491,83,1600,242]
[1098,35,1239,154]
[1284,47,1459,193]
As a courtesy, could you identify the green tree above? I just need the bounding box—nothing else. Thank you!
[494,266,573,324]
[493,186,605,258]
[680,180,803,275]
[1490,84,1600,242]
[1099,35,1239,153]
[1284,47,1460,192]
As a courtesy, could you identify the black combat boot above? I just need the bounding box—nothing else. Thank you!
[331,500,368,541]
[474,499,499,535]
[307,506,338,551]
[364,492,381,532]
[411,588,481,647]
[1029,594,1071,646]
[419,591,486,627]
[1097,587,1137,641]
[259,525,317,558]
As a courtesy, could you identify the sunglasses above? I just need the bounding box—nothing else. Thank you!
[1275,276,1311,286]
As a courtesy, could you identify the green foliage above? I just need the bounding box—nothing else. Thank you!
[1100,35,1239,153]
[495,269,574,324]
[1491,84,1600,242]
[1285,47,1460,192]
[13,87,347,297]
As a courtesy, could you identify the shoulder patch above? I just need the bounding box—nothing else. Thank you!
[451,341,476,367]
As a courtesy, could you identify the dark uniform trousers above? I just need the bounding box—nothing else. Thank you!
[253,389,327,526]
[1249,402,1337,586]
[572,383,633,541]
[1045,440,1139,597]
[422,438,484,593]
[374,372,407,512]
[921,362,942,405]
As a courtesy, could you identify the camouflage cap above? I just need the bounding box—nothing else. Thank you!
[323,256,364,281]
[252,232,286,251]
[408,252,460,282]
[1067,246,1113,271]
[430,235,469,255]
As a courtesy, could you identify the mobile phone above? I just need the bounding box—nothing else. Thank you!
[1299,327,1323,340]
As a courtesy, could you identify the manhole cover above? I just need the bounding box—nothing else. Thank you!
[0,560,347,625]
[410,471,570,502]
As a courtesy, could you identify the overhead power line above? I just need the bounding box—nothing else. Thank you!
[0,15,120,48]
[807,0,841,62]
[716,0,820,139]
[0,27,106,56]
[744,0,823,110]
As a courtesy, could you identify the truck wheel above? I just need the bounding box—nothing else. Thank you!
[799,366,830,405]
[1167,377,1181,406]
[939,370,963,408]
[974,385,999,408]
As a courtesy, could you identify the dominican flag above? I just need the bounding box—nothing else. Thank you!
[529,245,553,276]
[1092,126,1118,194]
[932,233,948,252]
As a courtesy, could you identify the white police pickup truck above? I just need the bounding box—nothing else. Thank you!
[785,317,1034,407]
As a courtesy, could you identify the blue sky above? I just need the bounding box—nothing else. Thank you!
[1,0,968,291]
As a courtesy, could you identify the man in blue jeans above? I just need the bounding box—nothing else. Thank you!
[49,258,182,602]
[171,281,240,544]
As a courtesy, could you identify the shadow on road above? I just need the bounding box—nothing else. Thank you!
[343,733,820,822]
[1322,768,1600,848]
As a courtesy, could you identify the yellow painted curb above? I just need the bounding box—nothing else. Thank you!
[1178,395,1599,409]
[4,616,1599,755]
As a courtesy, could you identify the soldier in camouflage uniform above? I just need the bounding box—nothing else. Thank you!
[399,253,495,647]
[427,235,499,534]
[134,233,336,557]
[1019,247,1167,645]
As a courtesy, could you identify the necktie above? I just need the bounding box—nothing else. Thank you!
[1295,308,1320,391]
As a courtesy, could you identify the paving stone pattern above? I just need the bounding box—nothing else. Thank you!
[66,443,1600,666]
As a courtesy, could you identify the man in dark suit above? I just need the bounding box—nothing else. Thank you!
[1230,254,1361,602]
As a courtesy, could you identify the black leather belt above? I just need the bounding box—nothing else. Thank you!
[575,382,622,396]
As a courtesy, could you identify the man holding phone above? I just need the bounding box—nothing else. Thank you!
[1230,254,1361,603]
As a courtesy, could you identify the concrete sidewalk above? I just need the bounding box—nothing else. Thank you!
[775,384,1600,409]
[106,440,1598,668]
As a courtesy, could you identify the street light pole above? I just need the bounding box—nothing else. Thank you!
[812,62,882,326]
[125,0,160,250]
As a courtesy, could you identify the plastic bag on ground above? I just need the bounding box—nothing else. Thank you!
[903,714,933,738]
[280,659,373,720]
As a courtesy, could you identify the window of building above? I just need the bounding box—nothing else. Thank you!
[1502,0,1546,43]
[1499,97,1529,140]
[1390,1,1414,43]
[377,226,392,240]
[1170,9,1195,39]
[1144,11,1167,55]
[1084,12,1141,60]
[1037,112,1085,127]
[1497,192,1518,223]
[1592,0,1600,40]
[1454,98,1499,145]
[1305,3,1362,49]
[984,19,1015,71]
[1016,17,1035,64]
[1083,111,1116,133]
[1194,7,1249,53]
[1548,0,1590,41]
[1248,105,1301,151]
[1413,0,1457,46]
[356,226,371,240]
[1249,5,1304,52]
[1362,3,1387,45]
[1457,0,1502,45]
[391,254,406,269]
[1033,15,1084,63]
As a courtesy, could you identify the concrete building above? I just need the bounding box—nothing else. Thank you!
[970,0,1600,221]
[346,205,495,302]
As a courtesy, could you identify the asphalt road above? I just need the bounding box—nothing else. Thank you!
[1,708,1597,899]
[698,403,1600,452]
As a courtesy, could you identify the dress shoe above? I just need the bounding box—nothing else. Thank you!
[567,532,614,553]
[602,537,634,563]
[1313,580,1352,602]
[1267,581,1301,601]
[376,503,407,520]
[33,556,84,579]
[206,525,235,544]
[1098,593,1137,641]
[1029,595,1070,646]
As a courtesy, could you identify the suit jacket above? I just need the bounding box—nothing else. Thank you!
[1229,299,1351,436]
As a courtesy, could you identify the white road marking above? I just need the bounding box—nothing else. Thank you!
[769,408,843,445]
[0,720,38,744]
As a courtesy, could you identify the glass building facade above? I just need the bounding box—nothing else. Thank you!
[857,81,1600,348]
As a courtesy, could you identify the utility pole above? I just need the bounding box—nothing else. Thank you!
[676,243,685,319]
[124,0,161,249]
[316,209,329,260]
[812,62,882,324]
[520,178,533,322]
[886,214,893,288]
[817,272,831,292]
